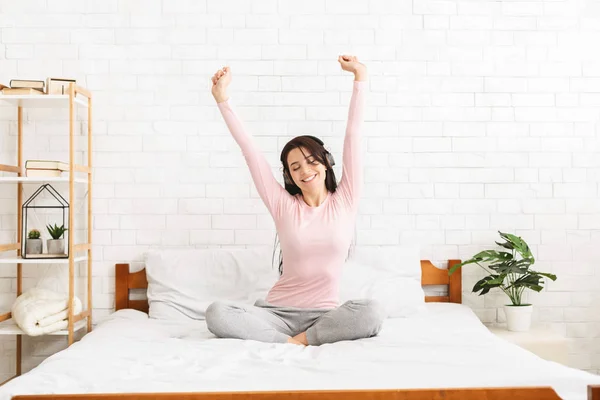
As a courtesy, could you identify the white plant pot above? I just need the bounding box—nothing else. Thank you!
[47,239,65,255]
[504,304,533,332]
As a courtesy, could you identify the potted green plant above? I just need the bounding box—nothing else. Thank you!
[449,231,557,332]
[25,229,43,255]
[46,223,67,255]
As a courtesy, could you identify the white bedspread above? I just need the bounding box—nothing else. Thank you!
[1,303,599,400]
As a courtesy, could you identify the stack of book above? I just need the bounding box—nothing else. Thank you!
[0,78,77,95]
[25,160,70,177]
[1,79,45,95]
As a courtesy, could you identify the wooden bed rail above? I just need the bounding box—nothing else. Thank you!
[12,385,600,400]
[15,385,600,399]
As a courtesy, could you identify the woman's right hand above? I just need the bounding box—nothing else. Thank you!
[211,66,231,103]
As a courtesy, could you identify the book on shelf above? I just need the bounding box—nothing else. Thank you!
[1,88,43,95]
[10,79,45,90]
[25,160,70,177]
[25,169,64,177]
[25,160,69,170]
[0,78,77,95]
[47,78,76,95]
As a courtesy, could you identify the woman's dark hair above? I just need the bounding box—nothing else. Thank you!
[273,135,350,275]
[279,135,337,196]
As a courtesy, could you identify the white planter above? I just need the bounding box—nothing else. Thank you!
[25,239,43,255]
[504,304,533,332]
[47,239,65,255]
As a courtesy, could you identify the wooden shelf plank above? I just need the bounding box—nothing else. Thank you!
[0,164,20,173]
[0,177,88,184]
[0,94,88,108]
[0,255,87,264]
[0,244,19,252]
[74,243,91,252]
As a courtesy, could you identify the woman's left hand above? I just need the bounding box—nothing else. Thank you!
[338,55,367,78]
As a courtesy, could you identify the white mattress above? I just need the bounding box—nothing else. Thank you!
[1,303,599,400]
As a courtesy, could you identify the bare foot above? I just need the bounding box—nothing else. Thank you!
[287,337,306,346]
[292,332,308,345]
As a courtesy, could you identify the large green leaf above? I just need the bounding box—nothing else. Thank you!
[486,276,505,285]
[488,259,529,275]
[521,283,544,292]
[472,275,503,296]
[489,260,514,274]
[487,263,509,273]
[495,240,514,250]
[448,250,513,275]
[479,286,494,295]
[514,258,534,268]
[448,250,512,275]
[507,274,543,291]
[448,257,480,275]
[466,250,503,263]
[507,259,533,274]
[530,271,557,281]
[498,231,532,259]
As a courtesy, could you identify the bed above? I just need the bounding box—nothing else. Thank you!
[1,247,599,400]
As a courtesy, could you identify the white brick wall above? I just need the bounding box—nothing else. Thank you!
[0,0,599,381]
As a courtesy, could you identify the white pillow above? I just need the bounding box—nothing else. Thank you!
[349,245,422,282]
[341,246,426,318]
[144,248,279,321]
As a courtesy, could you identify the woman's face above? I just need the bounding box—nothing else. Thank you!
[286,147,328,194]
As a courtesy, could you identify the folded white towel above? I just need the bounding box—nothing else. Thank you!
[11,288,83,336]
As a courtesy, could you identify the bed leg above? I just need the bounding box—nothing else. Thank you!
[589,385,600,399]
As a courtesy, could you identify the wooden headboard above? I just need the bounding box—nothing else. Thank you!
[115,264,150,313]
[115,259,462,313]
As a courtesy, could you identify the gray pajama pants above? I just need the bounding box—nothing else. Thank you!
[205,298,386,346]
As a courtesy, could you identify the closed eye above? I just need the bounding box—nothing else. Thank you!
[291,157,319,171]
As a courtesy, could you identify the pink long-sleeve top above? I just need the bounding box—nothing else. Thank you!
[217,80,366,309]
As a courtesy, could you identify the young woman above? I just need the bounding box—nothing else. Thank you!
[206,55,385,346]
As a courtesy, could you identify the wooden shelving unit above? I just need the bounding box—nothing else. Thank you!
[0,83,92,383]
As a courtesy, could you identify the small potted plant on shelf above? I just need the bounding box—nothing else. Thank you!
[25,229,43,255]
[46,223,67,255]
[449,231,557,332]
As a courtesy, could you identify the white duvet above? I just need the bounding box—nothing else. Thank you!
[1,303,599,400]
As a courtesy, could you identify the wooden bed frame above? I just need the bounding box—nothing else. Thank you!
[13,259,600,400]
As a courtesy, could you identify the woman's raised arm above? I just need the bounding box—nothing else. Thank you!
[335,55,367,209]
[211,66,288,218]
